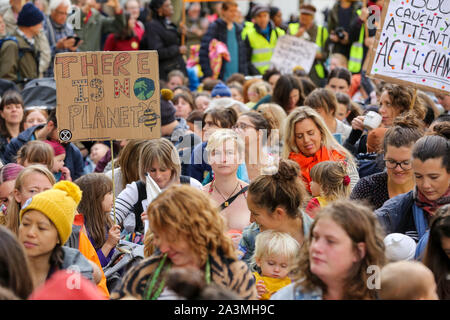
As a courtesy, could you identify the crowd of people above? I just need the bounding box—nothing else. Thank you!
[0,0,449,301]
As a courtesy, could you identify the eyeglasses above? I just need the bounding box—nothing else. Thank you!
[384,159,412,170]
[232,123,255,131]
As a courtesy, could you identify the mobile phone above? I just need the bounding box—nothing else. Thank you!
[67,36,81,46]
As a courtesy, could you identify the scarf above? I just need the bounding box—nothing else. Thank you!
[414,187,450,217]
[288,145,347,193]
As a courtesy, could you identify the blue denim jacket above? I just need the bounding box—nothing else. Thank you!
[271,282,323,300]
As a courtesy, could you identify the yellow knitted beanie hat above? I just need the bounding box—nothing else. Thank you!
[20,181,82,245]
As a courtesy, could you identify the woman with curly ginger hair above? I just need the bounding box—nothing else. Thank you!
[272,200,386,300]
[111,185,257,300]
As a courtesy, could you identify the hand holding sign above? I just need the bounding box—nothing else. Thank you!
[270,35,318,75]
[367,0,449,94]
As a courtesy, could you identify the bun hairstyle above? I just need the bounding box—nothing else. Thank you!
[428,121,450,140]
[248,159,308,218]
[382,113,425,152]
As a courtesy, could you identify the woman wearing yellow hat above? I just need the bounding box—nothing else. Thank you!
[18,181,94,290]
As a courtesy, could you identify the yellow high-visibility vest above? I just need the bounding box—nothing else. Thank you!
[348,9,365,73]
[241,21,254,40]
[247,27,285,75]
[288,23,329,79]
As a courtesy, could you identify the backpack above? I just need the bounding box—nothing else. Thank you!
[0,36,39,84]
[22,77,56,108]
[0,36,17,50]
[102,241,145,293]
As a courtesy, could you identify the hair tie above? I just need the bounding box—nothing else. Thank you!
[343,175,350,186]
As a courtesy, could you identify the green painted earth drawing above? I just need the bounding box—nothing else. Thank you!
[134,77,155,100]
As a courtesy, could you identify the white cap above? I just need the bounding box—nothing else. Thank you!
[384,233,417,262]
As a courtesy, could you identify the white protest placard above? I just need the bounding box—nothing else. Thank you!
[270,35,318,74]
[55,51,161,142]
[367,0,450,94]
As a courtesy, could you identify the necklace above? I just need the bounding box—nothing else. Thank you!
[214,180,240,208]
[144,254,211,300]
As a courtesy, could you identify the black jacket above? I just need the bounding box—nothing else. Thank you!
[3,125,85,180]
[199,18,248,79]
[140,17,187,81]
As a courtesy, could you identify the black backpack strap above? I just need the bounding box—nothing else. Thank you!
[132,181,146,233]
[180,175,190,184]
[219,185,249,211]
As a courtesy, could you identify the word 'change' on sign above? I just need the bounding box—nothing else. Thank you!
[367,0,450,94]
[55,51,161,142]
[270,35,318,75]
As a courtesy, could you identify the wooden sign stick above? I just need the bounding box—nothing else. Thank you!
[111,140,116,225]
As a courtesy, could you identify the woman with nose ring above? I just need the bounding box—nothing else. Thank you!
[375,128,450,245]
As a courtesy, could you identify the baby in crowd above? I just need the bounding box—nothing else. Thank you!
[252,230,299,300]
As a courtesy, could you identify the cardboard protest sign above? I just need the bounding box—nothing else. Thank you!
[367,0,450,94]
[270,35,318,74]
[55,51,161,142]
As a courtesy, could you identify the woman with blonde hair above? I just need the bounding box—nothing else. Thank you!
[257,103,287,153]
[111,185,257,300]
[112,138,201,238]
[203,129,250,237]
[5,165,55,235]
[246,81,272,110]
[283,106,359,193]
[272,200,386,300]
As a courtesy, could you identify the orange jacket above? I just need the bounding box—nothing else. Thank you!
[73,214,110,298]
[289,146,347,193]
